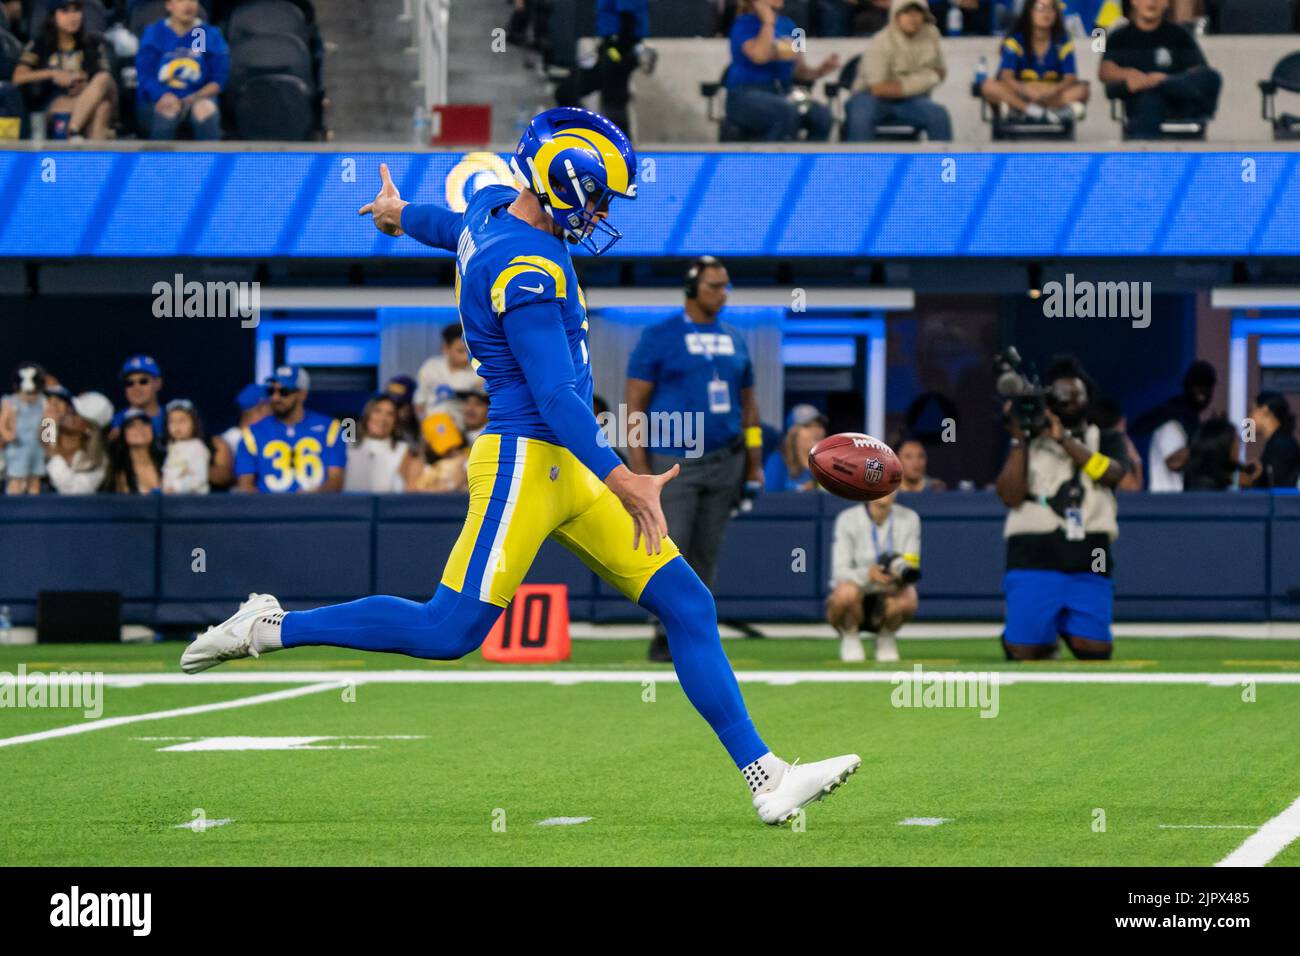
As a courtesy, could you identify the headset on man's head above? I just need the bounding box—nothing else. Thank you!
[684,255,725,299]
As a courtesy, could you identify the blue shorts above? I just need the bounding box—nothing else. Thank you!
[1003,569,1113,646]
[3,440,47,479]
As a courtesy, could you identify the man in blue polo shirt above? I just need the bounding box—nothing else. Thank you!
[626,256,765,661]
[235,366,346,493]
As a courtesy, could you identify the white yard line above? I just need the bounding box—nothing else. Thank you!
[1216,796,1300,867]
[0,682,344,750]
[3,670,1294,687]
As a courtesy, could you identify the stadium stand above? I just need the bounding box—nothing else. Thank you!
[1259,49,1300,137]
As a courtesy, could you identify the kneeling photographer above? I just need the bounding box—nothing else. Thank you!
[994,353,1129,661]
[826,491,921,664]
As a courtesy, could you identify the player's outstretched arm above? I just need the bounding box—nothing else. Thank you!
[358,163,461,251]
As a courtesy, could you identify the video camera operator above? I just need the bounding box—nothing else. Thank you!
[994,353,1129,661]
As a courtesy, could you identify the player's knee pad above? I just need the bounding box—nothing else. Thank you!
[419,584,503,660]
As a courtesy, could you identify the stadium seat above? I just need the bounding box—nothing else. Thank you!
[231,72,314,139]
[824,55,922,142]
[1105,81,1209,141]
[128,0,168,38]
[969,79,1080,142]
[647,0,714,37]
[700,66,761,142]
[1259,51,1300,141]
[228,32,313,91]
[1219,0,1293,34]
[227,0,310,44]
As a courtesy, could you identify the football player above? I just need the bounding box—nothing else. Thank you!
[182,108,859,825]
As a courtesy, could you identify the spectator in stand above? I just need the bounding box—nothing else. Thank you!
[980,0,1088,126]
[135,0,229,141]
[928,1,994,35]
[410,411,469,493]
[1063,0,1123,31]
[897,437,947,492]
[1,362,50,494]
[1133,359,1216,492]
[1088,397,1144,491]
[1242,392,1300,490]
[725,0,840,142]
[458,389,489,445]
[109,355,165,441]
[235,366,345,493]
[764,404,826,492]
[12,0,117,140]
[845,0,951,142]
[414,323,484,424]
[552,0,648,135]
[382,375,421,447]
[818,0,893,37]
[344,394,419,493]
[160,398,211,494]
[1098,0,1221,140]
[105,408,163,494]
[43,382,73,423]
[1183,417,1240,491]
[45,391,111,495]
[219,383,269,458]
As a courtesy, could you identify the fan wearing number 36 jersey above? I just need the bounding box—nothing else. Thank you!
[234,365,346,493]
[181,107,860,826]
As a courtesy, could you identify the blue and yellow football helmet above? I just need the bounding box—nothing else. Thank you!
[509,107,637,255]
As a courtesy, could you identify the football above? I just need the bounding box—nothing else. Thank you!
[807,433,902,501]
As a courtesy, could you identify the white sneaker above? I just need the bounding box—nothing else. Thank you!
[875,634,900,663]
[839,633,865,663]
[753,754,862,826]
[180,593,282,674]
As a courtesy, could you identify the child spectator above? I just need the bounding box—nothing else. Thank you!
[45,392,110,495]
[12,0,117,140]
[980,0,1088,126]
[105,408,163,494]
[110,355,165,440]
[764,404,826,492]
[1098,0,1221,140]
[414,323,485,423]
[135,0,229,141]
[724,0,839,142]
[1,362,50,494]
[161,398,211,494]
[344,394,419,493]
[845,0,951,142]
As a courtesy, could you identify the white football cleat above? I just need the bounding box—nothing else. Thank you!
[839,634,865,663]
[753,754,861,826]
[874,634,900,663]
[180,593,282,674]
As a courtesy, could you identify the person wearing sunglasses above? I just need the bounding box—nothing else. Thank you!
[108,355,165,443]
[234,365,345,494]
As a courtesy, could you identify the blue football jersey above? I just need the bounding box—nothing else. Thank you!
[452,184,593,446]
[235,409,345,493]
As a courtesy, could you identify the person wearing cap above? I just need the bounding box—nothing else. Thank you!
[414,323,485,424]
[411,410,469,493]
[844,0,951,142]
[45,392,111,495]
[382,374,422,447]
[765,404,828,492]
[105,407,163,494]
[626,256,765,662]
[1132,360,1217,493]
[109,355,165,442]
[219,383,270,459]
[235,365,346,494]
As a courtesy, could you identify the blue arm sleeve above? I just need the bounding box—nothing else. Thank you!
[400,204,463,252]
[501,301,623,481]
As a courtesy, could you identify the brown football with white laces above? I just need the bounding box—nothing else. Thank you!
[807,433,902,501]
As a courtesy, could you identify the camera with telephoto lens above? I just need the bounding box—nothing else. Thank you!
[994,346,1073,437]
[877,552,921,585]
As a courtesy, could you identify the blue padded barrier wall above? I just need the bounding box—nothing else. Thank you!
[0,491,1293,627]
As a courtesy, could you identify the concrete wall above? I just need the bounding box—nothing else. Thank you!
[619,35,1300,144]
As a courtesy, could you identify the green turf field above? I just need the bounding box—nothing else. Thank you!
[3,637,1300,866]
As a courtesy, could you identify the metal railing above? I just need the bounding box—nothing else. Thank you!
[403,0,450,108]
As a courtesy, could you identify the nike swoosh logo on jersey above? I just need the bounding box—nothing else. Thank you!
[520,284,544,294]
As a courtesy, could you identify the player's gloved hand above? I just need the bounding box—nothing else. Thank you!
[358,163,409,237]
[605,463,679,555]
